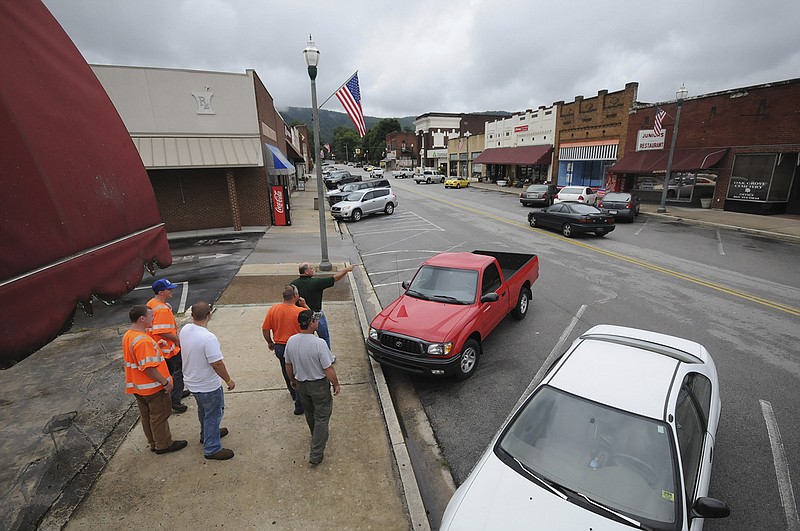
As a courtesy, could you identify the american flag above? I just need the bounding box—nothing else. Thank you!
[324,143,331,153]
[653,107,667,136]
[335,72,366,137]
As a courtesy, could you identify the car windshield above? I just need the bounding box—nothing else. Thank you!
[560,187,585,194]
[407,265,477,304]
[603,193,631,202]
[497,386,678,528]
[341,184,358,192]
[527,185,548,192]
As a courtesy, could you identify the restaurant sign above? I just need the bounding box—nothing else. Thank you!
[636,129,665,151]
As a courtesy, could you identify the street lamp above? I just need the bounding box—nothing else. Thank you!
[658,84,689,213]
[303,35,332,271]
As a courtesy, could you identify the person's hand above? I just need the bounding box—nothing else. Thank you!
[332,384,340,396]
[290,379,298,389]
[163,380,174,393]
[226,380,236,391]
[298,296,309,309]
[267,342,275,351]
[157,339,168,349]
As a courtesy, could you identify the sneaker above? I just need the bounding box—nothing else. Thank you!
[172,402,188,413]
[205,448,234,460]
[199,427,229,443]
[293,407,305,415]
[154,440,188,454]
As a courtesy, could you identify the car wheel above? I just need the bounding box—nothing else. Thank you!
[562,223,573,238]
[529,216,538,228]
[455,339,480,381]
[352,209,362,222]
[455,183,460,189]
[426,178,432,184]
[384,203,394,215]
[511,287,531,320]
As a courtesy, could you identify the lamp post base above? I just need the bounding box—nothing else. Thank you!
[319,259,332,272]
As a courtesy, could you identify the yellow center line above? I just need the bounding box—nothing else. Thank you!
[404,186,800,317]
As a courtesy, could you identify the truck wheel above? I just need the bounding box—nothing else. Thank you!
[455,339,481,380]
[426,177,432,184]
[511,287,531,320]
[352,209,362,222]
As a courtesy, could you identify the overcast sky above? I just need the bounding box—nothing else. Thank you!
[43,0,800,119]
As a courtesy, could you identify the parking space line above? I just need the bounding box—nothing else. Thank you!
[760,399,800,531]
[716,229,726,255]
[635,217,649,236]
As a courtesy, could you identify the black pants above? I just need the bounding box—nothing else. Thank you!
[166,354,184,405]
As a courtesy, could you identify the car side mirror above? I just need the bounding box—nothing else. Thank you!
[402,281,409,290]
[480,293,499,303]
[692,497,730,519]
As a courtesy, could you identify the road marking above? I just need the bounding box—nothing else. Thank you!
[635,218,649,236]
[760,400,800,531]
[402,187,800,317]
[218,239,246,244]
[369,266,421,276]
[373,280,405,288]
[716,229,726,255]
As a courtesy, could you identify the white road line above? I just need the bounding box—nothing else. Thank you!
[362,249,444,257]
[760,399,800,531]
[177,281,189,314]
[716,229,726,255]
[369,267,421,276]
[373,280,405,288]
[513,304,588,412]
[635,218,649,236]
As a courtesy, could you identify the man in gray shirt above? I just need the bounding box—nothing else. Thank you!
[284,310,340,466]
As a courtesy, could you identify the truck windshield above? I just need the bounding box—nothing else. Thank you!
[407,265,478,304]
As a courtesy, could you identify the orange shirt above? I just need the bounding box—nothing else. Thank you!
[147,297,181,359]
[123,329,171,396]
[262,303,305,345]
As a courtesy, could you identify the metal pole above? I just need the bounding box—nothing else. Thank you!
[658,99,684,213]
[308,66,332,271]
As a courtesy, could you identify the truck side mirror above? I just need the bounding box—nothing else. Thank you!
[480,293,499,303]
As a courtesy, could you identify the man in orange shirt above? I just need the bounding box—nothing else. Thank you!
[148,278,188,413]
[262,285,309,415]
[123,305,187,454]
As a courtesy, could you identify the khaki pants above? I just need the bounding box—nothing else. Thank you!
[296,378,333,463]
[134,391,173,450]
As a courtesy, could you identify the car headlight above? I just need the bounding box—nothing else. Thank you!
[369,327,378,341]
[427,342,453,356]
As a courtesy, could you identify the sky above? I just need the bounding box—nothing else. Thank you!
[42,0,800,119]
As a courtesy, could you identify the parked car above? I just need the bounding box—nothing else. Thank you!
[367,250,539,380]
[554,186,598,205]
[444,177,470,189]
[441,324,729,531]
[520,184,559,207]
[370,168,385,177]
[330,188,397,221]
[414,169,446,184]
[598,192,641,222]
[528,202,615,237]
[393,169,413,179]
[326,179,390,206]
[323,170,360,189]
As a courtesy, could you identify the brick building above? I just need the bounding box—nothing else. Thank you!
[385,131,417,170]
[612,78,800,214]
[415,112,508,172]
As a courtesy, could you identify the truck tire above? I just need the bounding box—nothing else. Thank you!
[511,287,531,320]
[455,339,480,380]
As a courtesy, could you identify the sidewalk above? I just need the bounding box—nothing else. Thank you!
[469,180,800,242]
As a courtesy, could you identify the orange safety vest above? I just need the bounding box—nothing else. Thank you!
[123,329,171,395]
[147,298,181,359]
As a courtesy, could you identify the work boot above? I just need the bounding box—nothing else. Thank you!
[199,427,229,443]
[154,440,188,454]
[205,448,234,460]
[172,402,188,413]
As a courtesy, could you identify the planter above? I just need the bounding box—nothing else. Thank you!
[700,198,712,209]
[496,180,507,187]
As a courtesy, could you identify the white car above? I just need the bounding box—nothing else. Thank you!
[371,168,385,177]
[330,188,397,222]
[554,185,598,205]
[441,324,729,531]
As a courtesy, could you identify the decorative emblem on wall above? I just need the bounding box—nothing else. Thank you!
[192,85,215,115]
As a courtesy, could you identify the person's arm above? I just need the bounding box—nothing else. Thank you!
[143,367,173,393]
[297,297,309,309]
[333,264,355,283]
[210,360,235,390]
[262,328,275,350]
[323,366,340,396]
[285,362,298,389]
[159,332,180,347]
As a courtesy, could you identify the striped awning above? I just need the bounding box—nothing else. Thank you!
[558,141,618,161]
[132,136,261,169]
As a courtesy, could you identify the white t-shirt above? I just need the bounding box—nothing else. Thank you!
[179,323,224,393]
[284,332,333,381]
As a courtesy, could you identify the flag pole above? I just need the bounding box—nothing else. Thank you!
[319,70,358,109]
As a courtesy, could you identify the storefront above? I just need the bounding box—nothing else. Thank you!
[724,152,799,214]
[556,141,618,188]
[472,145,553,185]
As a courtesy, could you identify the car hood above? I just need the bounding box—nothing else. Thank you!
[371,295,472,342]
[442,452,633,531]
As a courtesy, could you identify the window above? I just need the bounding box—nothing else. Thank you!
[675,379,705,505]
[481,263,502,295]
[375,189,389,197]
[363,191,376,200]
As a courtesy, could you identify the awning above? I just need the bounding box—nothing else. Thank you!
[133,136,261,169]
[610,148,728,174]
[265,143,296,176]
[473,145,553,166]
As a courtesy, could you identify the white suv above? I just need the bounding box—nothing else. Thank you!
[414,169,445,184]
[330,188,397,222]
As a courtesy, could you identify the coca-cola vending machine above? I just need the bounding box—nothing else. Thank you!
[270,185,291,226]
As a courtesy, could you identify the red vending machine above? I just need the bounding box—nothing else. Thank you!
[270,185,291,226]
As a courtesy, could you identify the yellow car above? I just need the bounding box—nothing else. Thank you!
[444,177,470,189]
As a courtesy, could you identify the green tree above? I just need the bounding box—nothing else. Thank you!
[361,118,402,164]
[332,127,362,163]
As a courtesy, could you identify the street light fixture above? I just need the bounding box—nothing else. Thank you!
[303,35,332,271]
[657,84,688,213]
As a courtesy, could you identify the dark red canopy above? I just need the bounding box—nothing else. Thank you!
[473,145,553,166]
[610,148,728,173]
[0,3,171,366]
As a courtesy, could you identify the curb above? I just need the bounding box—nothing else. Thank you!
[640,211,800,243]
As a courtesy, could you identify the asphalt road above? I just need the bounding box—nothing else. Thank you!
[345,172,800,531]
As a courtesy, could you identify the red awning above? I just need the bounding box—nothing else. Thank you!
[0,3,171,366]
[610,148,728,174]
[473,145,553,166]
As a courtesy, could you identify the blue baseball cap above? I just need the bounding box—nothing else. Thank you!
[152,278,178,293]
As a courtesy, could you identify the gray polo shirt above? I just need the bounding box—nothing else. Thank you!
[284,332,333,381]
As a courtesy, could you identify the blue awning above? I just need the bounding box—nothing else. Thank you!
[265,143,295,175]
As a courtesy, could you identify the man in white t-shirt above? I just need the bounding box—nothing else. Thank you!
[284,310,340,466]
[180,301,235,460]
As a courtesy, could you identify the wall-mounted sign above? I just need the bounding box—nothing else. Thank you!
[636,129,665,151]
[427,149,448,158]
[514,125,528,133]
[192,86,215,115]
[727,177,769,201]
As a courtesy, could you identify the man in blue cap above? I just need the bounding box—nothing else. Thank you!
[147,278,189,413]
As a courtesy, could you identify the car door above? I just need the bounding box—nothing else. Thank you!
[360,190,378,214]
[540,204,565,228]
[478,262,508,334]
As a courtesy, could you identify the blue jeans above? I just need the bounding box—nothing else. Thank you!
[193,386,224,455]
[316,314,331,350]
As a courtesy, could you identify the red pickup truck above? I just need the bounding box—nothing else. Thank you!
[367,250,539,380]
